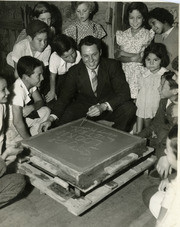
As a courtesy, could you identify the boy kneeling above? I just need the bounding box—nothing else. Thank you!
[6,56,51,144]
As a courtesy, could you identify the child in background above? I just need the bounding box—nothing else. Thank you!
[16,1,55,44]
[0,76,25,208]
[6,56,51,145]
[116,2,154,99]
[64,2,106,44]
[138,70,178,179]
[148,7,178,70]
[45,34,81,104]
[136,43,169,133]
[149,124,178,226]
[6,20,51,83]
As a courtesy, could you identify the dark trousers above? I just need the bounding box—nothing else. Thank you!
[56,100,136,132]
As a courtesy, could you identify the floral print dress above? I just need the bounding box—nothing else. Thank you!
[116,27,154,99]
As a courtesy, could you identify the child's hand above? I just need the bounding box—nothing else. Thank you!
[156,155,172,178]
[131,53,142,63]
[23,105,34,117]
[158,178,169,191]
[45,91,56,103]
[2,143,24,164]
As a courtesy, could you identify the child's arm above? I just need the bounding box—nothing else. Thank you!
[13,62,19,79]
[12,105,30,139]
[45,72,57,102]
[116,48,143,63]
[156,207,168,226]
[156,155,172,179]
[23,89,44,118]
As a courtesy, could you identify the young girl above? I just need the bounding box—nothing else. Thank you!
[45,34,81,103]
[136,43,170,133]
[116,2,154,99]
[16,1,56,44]
[6,20,51,83]
[148,8,178,70]
[64,2,106,44]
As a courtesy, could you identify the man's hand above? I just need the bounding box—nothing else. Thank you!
[38,120,52,133]
[87,103,107,117]
[158,178,170,191]
[23,105,34,117]
[156,155,172,178]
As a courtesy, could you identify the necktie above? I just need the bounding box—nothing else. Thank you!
[91,70,98,96]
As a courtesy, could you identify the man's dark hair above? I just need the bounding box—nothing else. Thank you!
[17,56,44,78]
[78,35,102,52]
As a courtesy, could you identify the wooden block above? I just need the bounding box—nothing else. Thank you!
[104,153,138,175]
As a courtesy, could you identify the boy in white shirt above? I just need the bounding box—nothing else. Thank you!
[45,34,81,104]
[6,20,51,82]
[6,56,50,145]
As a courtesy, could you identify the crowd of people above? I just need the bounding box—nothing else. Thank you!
[0,2,178,226]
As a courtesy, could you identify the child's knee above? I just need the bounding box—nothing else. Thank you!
[37,106,51,120]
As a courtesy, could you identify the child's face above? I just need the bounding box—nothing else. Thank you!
[145,53,161,73]
[61,48,77,63]
[31,33,48,52]
[37,12,51,27]
[158,77,176,99]
[148,18,165,34]
[165,137,177,170]
[76,3,91,23]
[0,78,10,103]
[129,10,143,31]
[29,66,44,88]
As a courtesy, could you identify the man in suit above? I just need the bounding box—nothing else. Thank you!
[39,36,136,132]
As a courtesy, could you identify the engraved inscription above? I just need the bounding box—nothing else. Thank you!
[47,125,118,157]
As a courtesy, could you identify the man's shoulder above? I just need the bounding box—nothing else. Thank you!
[100,57,122,68]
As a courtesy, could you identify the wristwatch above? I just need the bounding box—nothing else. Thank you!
[101,102,108,111]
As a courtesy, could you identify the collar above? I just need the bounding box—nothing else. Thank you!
[17,78,30,96]
[86,66,99,75]
[162,27,174,40]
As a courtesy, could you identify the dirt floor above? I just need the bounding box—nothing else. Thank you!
[0,173,158,227]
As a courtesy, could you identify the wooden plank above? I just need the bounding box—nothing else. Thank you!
[18,152,156,216]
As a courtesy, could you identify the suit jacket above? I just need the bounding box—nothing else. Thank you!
[139,98,174,158]
[155,26,178,70]
[52,58,131,118]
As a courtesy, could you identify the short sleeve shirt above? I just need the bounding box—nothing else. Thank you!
[49,50,81,75]
[11,78,37,107]
[7,36,51,67]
